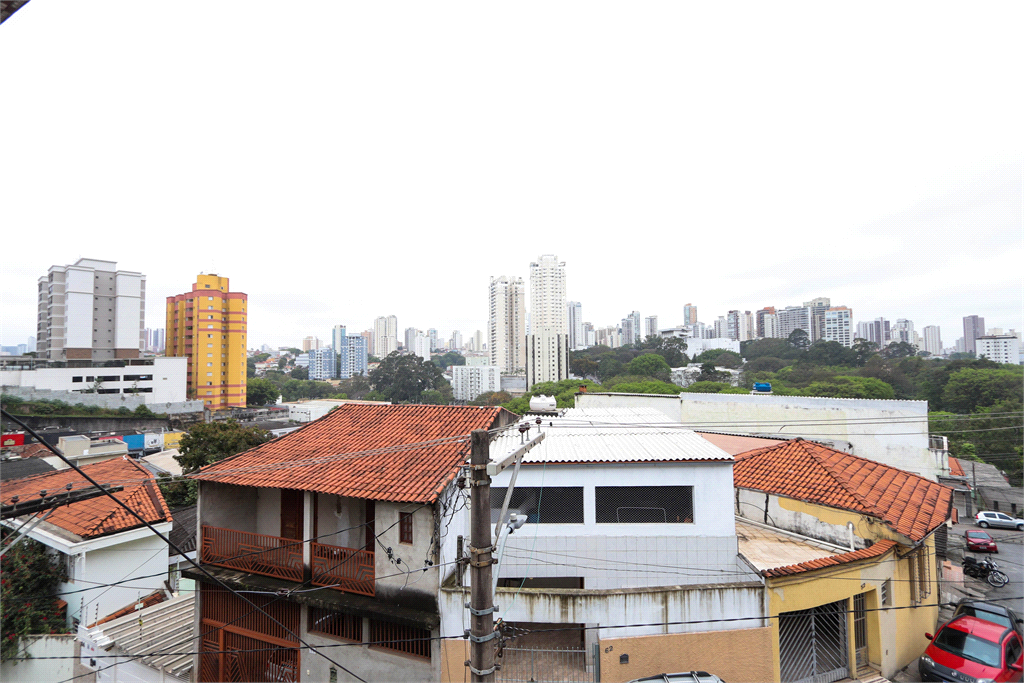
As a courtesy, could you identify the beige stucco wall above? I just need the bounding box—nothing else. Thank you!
[597,627,774,683]
[440,639,470,683]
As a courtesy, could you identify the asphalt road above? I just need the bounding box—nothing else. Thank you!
[958,519,1024,618]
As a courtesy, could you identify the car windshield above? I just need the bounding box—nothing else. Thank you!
[957,607,1012,629]
[933,626,1002,667]
[967,532,990,539]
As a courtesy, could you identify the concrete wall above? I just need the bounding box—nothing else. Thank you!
[0,386,203,414]
[0,635,76,683]
[1,357,189,406]
[489,462,749,588]
[1,415,192,434]
[577,392,942,480]
[598,626,774,683]
[199,481,259,534]
[373,500,440,605]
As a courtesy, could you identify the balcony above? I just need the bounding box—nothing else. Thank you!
[201,525,374,597]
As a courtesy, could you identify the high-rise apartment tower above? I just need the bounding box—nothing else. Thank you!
[529,255,567,335]
[488,276,527,373]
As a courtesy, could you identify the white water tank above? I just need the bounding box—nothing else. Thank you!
[529,395,557,412]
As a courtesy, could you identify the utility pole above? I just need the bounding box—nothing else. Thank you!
[468,428,496,681]
[467,429,497,680]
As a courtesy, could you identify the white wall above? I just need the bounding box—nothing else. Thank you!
[736,488,868,549]
[64,290,94,348]
[68,534,169,626]
[487,462,749,589]
[1,635,75,683]
[0,356,189,406]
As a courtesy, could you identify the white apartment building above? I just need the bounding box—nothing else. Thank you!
[923,325,942,356]
[450,330,462,350]
[529,254,567,334]
[891,318,915,345]
[776,305,812,339]
[762,313,780,339]
[413,333,431,362]
[373,315,398,357]
[975,335,1020,365]
[823,306,853,347]
[37,258,145,361]
[488,275,527,373]
[525,331,570,389]
[450,364,501,401]
[644,315,658,340]
[567,301,584,349]
[684,337,741,357]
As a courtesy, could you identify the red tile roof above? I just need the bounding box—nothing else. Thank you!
[763,540,898,578]
[1,458,172,539]
[193,404,512,503]
[948,456,965,477]
[733,439,953,542]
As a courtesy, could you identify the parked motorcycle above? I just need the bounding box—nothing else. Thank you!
[963,556,1009,587]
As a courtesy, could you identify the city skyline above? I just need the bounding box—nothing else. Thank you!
[0,4,1020,351]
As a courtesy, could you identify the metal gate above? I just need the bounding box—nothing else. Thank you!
[779,599,849,683]
[853,593,868,669]
[496,646,595,683]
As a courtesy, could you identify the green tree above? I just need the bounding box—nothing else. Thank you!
[419,389,447,405]
[697,362,730,383]
[571,357,600,380]
[851,338,879,366]
[174,420,270,472]
[597,357,624,382]
[1,536,69,661]
[745,356,787,373]
[627,353,671,379]
[369,352,451,403]
[133,404,156,418]
[246,378,281,406]
[472,391,513,406]
[941,367,1024,413]
[156,473,199,508]
[683,381,743,393]
[432,352,466,368]
[801,376,895,399]
[806,341,858,366]
[880,341,917,359]
[290,366,309,380]
[788,328,810,351]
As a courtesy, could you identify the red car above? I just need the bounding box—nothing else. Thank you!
[920,615,1023,682]
[967,530,999,553]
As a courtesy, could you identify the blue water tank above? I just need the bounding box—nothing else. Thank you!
[752,382,772,393]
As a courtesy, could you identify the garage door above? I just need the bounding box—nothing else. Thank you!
[779,599,849,683]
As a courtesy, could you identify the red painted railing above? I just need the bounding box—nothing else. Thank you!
[200,526,374,596]
[201,525,303,583]
[311,542,375,597]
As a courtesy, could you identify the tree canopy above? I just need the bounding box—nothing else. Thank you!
[369,352,453,403]
[246,378,281,406]
[174,420,270,473]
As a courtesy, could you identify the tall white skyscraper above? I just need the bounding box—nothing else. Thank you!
[823,307,853,347]
[922,326,942,356]
[567,301,584,349]
[529,255,567,335]
[450,330,463,350]
[373,315,398,358]
[473,330,484,353]
[525,330,570,390]
[413,333,431,362]
[489,276,527,373]
[644,315,658,340]
[37,258,145,361]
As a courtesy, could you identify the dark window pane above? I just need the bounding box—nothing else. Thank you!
[595,486,693,524]
[490,487,584,524]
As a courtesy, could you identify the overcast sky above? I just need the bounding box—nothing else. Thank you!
[1,2,1021,351]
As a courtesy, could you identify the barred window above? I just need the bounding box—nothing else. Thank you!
[309,607,362,642]
[399,512,413,544]
[490,487,584,524]
[369,619,431,659]
[595,486,693,523]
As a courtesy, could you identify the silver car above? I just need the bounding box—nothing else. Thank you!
[976,511,1024,530]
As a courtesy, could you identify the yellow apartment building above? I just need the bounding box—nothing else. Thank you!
[165,274,247,410]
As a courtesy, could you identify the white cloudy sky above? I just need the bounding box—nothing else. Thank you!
[1,2,1021,350]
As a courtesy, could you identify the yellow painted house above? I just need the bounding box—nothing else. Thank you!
[732,438,954,682]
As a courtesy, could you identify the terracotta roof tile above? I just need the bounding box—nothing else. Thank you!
[948,456,965,477]
[193,404,511,504]
[734,439,953,542]
[1,458,172,539]
[764,540,897,577]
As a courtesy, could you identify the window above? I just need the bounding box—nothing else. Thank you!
[881,579,891,606]
[369,618,430,659]
[309,607,362,642]
[123,374,153,381]
[72,376,83,383]
[399,512,413,544]
[1007,638,1023,670]
[595,486,693,523]
[490,487,583,524]
[97,388,119,394]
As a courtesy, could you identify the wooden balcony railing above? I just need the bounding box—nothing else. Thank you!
[311,542,375,597]
[200,525,374,597]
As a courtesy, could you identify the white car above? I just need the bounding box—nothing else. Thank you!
[976,511,1024,530]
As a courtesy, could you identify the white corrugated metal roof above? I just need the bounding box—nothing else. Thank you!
[88,594,194,679]
[491,407,732,464]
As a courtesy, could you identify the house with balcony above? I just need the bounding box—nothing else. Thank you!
[188,403,516,683]
[0,457,173,628]
[437,407,775,683]
[732,438,954,682]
